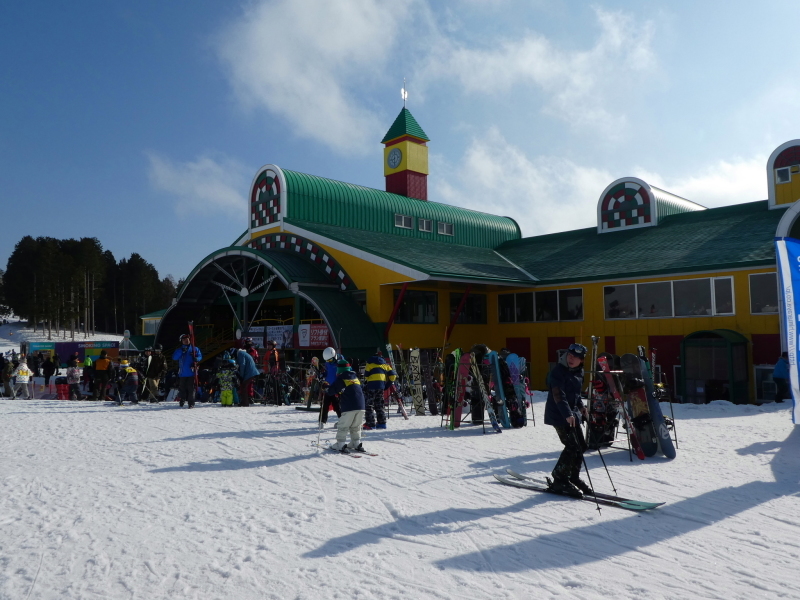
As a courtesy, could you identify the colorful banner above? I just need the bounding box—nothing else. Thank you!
[298,324,329,348]
[775,236,800,424]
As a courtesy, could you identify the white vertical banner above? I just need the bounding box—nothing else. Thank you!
[298,324,311,347]
[775,237,800,424]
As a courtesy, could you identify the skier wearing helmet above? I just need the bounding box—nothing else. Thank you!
[319,347,344,423]
[172,333,202,408]
[544,343,590,498]
[327,359,366,453]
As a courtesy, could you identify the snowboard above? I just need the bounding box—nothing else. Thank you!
[638,347,676,459]
[421,349,440,416]
[486,351,512,428]
[620,353,659,458]
[597,355,646,460]
[408,348,425,416]
[469,353,502,433]
[506,353,528,426]
[385,344,409,419]
[452,353,472,429]
[586,353,620,449]
[445,349,462,429]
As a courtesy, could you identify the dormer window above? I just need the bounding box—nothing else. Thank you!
[776,168,791,184]
[394,214,413,229]
[419,218,432,232]
[438,222,454,236]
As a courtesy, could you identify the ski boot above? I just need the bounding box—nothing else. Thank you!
[548,477,583,498]
[570,477,593,496]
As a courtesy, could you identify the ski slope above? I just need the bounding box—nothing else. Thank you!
[0,393,797,600]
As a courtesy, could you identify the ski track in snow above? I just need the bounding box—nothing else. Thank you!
[0,330,799,598]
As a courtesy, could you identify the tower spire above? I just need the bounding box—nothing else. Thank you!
[401,78,407,108]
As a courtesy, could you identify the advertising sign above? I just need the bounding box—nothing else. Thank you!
[775,236,800,424]
[267,325,294,349]
[298,324,330,348]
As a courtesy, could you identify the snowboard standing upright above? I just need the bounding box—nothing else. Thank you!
[620,353,659,457]
[597,355,646,460]
[486,351,512,428]
[638,347,676,459]
[469,353,502,433]
[452,353,472,429]
[408,348,425,416]
[445,349,462,429]
[505,353,529,426]
[384,344,409,419]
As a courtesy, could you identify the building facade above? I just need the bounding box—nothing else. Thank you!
[154,109,800,403]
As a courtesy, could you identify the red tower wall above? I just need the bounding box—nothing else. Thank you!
[386,171,427,201]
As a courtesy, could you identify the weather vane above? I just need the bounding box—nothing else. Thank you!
[401,77,408,108]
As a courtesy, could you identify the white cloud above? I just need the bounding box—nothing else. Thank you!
[634,156,768,207]
[433,131,770,239]
[146,153,249,217]
[432,128,613,236]
[417,7,656,136]
[216,0,417,154]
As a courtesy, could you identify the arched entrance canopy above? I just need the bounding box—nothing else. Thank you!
[156,246,382,356]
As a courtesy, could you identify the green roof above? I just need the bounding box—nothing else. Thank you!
[140,309,168,319]
[496,200,780,285]
[381,108,430,143]
[285,218,533,285]
[282,169,520,249]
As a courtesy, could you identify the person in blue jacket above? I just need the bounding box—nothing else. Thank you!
[320,346,345,423]
[773,351,790,403]
[327,359,366,452]
[364,350,396,429]
[230,346,260,407]
[544,343,589,497]
[172,334,202,408]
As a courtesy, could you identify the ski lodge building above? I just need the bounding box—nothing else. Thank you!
[152,108,800,404]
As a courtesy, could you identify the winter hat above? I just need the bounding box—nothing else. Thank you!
[336,359,352,374]
[120,360,129,366]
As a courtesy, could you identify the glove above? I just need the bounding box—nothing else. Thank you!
[592,379,607,394]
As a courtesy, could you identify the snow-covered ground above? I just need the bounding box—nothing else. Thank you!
[1,383,797,599]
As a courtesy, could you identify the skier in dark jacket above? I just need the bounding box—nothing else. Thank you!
[319,346,345,422]
[544,343,590,497]
[363,351,396,430]
[141,345,168,403]
[327,359,366,452]
[42,357,56,387]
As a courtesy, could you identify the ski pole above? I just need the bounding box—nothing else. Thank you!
[594,445,617,494]
[573,427,601,513]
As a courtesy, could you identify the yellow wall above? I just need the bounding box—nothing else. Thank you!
[775,166,800,205]
[384,141,429,176]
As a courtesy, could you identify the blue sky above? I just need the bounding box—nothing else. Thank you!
[2,0,800,280]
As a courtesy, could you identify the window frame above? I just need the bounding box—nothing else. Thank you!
[712,276,735,316]
[776,167,791,184]
[557,288,584,321]
[418,218,432,233]
[394,214,413,229]
[437,221,454,236]
[604,284,638,320]
[497,289,583,322]
[749,272,779,315]
[392,289,438,324]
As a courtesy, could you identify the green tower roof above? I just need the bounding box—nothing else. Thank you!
[381,108,430,143]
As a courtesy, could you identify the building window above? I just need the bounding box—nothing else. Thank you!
[750,273,779,314]
[713,277,734,315]
[516,292,534,322]
[558,288,583,320]
[604,284,637,319]
[143,319,160,335]
[394,214,412,229]
[498,294,515,323]
[776,168,791,184]
[535,291,558,322]
[393,289,438,323]
[450,293,487,324]
[637,281,673,318]
[419,218,432,232]
[438,222,454,236]
[498,289,582,322]
[673,278,712,316]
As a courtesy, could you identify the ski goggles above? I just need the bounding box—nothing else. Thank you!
[567,343,587,359]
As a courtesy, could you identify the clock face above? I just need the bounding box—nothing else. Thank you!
[387,148,402,169]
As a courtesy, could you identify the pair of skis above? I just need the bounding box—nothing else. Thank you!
[384,344,409,419]
[494,469,663,511]
[310,441,378,458]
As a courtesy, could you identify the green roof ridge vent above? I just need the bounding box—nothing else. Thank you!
[381,108,430,143]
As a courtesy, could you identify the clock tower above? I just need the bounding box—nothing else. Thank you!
[382,108,430,201]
